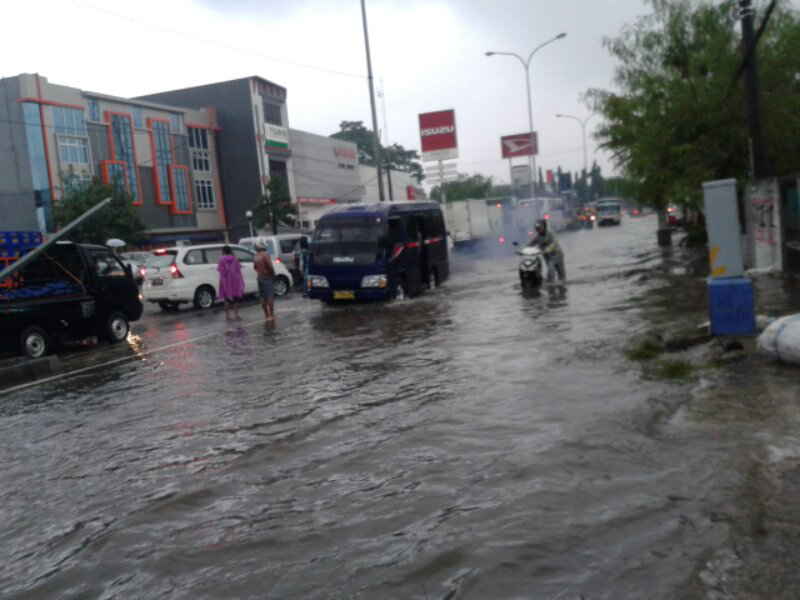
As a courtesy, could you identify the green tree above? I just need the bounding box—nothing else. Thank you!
[430,173,494,202]
[53,177,146,245]
[331,121,424,182]
[252,175,297,234]
[587,0,800,231]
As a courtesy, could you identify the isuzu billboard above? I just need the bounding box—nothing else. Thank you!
[419,109,458,162]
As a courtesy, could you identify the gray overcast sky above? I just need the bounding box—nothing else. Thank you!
[3,0,784,186]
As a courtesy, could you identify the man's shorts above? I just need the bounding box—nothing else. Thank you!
[258,276,274,299]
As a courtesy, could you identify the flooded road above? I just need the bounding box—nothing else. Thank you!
[0,217,785,598]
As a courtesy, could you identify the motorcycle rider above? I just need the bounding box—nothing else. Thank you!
[527,219,566,283]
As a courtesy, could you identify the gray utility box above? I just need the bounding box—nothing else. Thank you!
[703,179,744,279]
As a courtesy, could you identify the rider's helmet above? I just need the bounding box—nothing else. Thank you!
[535,219,548,235]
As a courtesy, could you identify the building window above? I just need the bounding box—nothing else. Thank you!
[169,113,181,134]
[64,172,93,196]
[192,151,210,172]
[53,107,86,135]
[101,160,129,195]
[195,179,215,210]
[58,136,89,164]
[169,165,191,214]
[263,102,282,126]
[188,127,209,149]
[133,106,143,128]
[87,98,101,121]
[148,119,174,205]
[106,112,141,204]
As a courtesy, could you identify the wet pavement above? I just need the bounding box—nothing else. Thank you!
[2,216,799,599]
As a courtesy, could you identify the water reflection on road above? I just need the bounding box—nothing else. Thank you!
[0,217,775,599]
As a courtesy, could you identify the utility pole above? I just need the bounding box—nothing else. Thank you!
[360,0,385,201]
[739,0,767,179]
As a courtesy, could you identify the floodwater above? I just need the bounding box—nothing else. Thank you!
[0,216,792,599]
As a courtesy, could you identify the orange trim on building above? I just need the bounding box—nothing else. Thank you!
[185,122,223,132]
[18,97,86,111]
[209,129,228,228]
[104,111,143,205]
[35,74,56,204]
[168,165,192,215]
[147,117,176,206]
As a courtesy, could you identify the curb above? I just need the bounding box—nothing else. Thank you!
[0,356,63,390]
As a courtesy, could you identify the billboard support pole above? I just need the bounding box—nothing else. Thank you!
[508,158,515,200]
[438,160,447,204]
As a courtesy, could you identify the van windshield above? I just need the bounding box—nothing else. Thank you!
[313,217,384,255]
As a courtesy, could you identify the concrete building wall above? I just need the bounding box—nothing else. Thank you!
[290,129,363,229]
[0,76,38,230]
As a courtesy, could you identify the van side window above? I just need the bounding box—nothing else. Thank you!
[405,216,419,242]
[433,212,446,237]
[233,248,254,263]
[184,249,204,265]
[204,248,222,264]
[279,239,296,254]
[387,217,405,245]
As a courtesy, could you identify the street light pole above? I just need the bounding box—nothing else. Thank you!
[360,0,386,201]
[486,32,566,203]
[556,113,594,205]
[245,210,254,238]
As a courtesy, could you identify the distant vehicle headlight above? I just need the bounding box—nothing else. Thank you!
[361,274,388,288]
[523,260,534,267]
[308,275,329,289]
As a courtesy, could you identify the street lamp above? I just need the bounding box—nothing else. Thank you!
[245,210,254,238]
[486,32,566,203]
[555,113,594,204]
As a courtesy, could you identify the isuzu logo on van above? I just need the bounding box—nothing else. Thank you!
[333,256,354,263]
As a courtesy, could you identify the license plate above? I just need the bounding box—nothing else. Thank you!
[333,290,355,300]
[151,278,164,286]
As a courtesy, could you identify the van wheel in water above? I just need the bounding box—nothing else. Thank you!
[106,312,129,343]
[274,275,290,297]
[193,285,215,310]
[394,278,407,301]
[20,326,49,359]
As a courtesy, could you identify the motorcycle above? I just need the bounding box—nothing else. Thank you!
[517,245,544,289]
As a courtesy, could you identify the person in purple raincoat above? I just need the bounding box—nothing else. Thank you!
[217,245,245,320]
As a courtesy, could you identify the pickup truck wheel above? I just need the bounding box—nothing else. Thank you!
[106,312,129,344]
[20,326,49,359]
[274,275,290,297]
[193,285,215,310]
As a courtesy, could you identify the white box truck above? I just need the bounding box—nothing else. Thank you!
[443,199,491,244]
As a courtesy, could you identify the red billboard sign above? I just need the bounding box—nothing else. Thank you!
[419,109,458,162]
[501,132,538,158]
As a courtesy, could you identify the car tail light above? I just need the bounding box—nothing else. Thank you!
[498,236,506,244]
[169,263,183,278]
[543,213,550,220]
[274,257,282,263]
[139,267,146,278]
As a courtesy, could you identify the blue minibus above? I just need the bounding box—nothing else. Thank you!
[307,202,449,302]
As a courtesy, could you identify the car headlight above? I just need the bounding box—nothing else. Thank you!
[361,274,388,288]
[308,275,329,289]
[523,260,534,267]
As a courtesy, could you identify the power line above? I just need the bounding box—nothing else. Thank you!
[69,0,366,81]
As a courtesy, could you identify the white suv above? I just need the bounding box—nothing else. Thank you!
[143,244,293,311]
